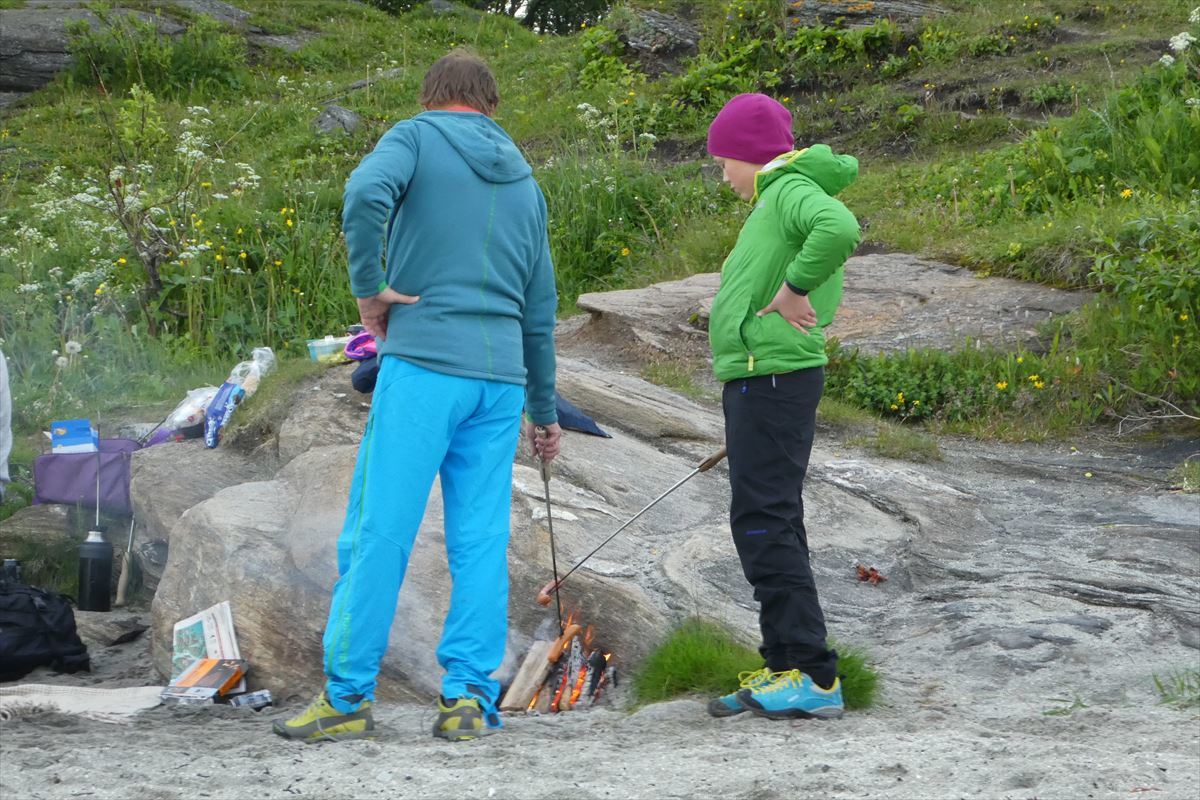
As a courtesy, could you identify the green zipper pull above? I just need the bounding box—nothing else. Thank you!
[748,352,755,372]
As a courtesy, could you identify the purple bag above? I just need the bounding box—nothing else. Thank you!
[32,438,140,516]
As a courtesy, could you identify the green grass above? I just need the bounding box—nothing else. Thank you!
[632,618,879,710]
[640,361,716,403]
[864,424,943,462]
[817,396,877,430]
[1152,668,1200,709]
[0,0,1196,445]
[1170,460,1200,493]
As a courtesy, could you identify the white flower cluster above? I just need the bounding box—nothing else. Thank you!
[1169,31,1197,52]
[16,283,41,294]
[1187,98,1200,108]
[1160,54,1177,67]
[231,162,262,195]
[1190,6,1199,24]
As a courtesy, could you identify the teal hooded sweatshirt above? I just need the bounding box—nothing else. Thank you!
[709,145,860,382]
[343,110,558,424]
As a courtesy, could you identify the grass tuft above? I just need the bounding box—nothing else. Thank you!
[632,618,879,710]
[1169,459,1200,493]
[1152,668,1200,709]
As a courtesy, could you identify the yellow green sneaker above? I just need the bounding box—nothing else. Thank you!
[272,692,374,743]
[433,695,484,741]
[707,667,772,717]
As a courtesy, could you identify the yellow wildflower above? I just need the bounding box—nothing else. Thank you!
[117,257,126,265]
[1181,313,1189,321]
[996,381,1008,390]
[1033,381,1045,390]
[274,260,283,266]
[1016,356,1023,363]
[890,404,899,411]
[239,251,247,259]
[620,246,631,256]
[215,254,223,262]
[286,219,293,228]
[1120,188,1133,199]
[200,182,212,189]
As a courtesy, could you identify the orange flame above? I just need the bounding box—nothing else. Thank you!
[568,664,590,707]
[527,688,540,712]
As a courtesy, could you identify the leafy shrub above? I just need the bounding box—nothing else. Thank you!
[67,11,247,98]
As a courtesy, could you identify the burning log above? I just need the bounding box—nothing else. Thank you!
[499,640,555,711]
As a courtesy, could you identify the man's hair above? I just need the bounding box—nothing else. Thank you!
[419,50,499,115]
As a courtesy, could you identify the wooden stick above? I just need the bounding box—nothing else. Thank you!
[499,640,555,711]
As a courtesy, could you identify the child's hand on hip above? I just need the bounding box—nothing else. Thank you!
[757,282,816,332]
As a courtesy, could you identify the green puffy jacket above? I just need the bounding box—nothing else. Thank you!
[709,145,860,382]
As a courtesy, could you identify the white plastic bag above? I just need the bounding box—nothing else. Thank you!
[163,386,219,430]
[226,347,276,396]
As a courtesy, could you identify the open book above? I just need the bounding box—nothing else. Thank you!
[169,601,245,693]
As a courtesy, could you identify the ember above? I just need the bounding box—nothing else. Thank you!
[856,563,887,584]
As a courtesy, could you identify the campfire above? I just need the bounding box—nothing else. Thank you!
[499,612,615,714]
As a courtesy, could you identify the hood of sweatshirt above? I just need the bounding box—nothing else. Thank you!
[414,111,532,184]
[755,144,858,199]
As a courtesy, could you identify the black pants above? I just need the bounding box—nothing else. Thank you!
[723,367,837,688]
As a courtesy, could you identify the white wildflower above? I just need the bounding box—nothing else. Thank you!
[187,105,211,116]
[1169,31,1196,52]
[55,356,69,369]
[638,133,658,143]
[277,75,289,86]
[1191,7,1200,24]
[16,283,41,294]
[65,340,82,355]
[1160,54,1177,66]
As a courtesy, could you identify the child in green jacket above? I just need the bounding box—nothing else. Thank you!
[703,93,861,721]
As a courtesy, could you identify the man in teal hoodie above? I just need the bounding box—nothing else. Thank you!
[276,51,561,743]
[702,94,860,722]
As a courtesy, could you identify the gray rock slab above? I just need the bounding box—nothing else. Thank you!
[569,254,1090,362]
[275,363,370,464]
[0,8,184,94]
[312,104,363,135]
[74,609,147,648]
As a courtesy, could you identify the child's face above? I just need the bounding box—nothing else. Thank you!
[714,157,759,201]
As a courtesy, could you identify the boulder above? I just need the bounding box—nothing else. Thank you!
[275,363,370,465]
[149,441,678,701]
[142,342,1199,712]
[785,0,947,28]
[0,6,185,99]
[312,105,363,136]
[128,440,267,591]
[620,11,700,77]
[74,609,147,648]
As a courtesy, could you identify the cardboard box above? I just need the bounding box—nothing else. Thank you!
[161,657,248,705]
[50,419,98,453]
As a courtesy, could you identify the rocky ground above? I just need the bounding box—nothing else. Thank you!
[2,256,1197,799]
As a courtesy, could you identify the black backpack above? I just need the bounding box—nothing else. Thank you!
[0,581,91,681]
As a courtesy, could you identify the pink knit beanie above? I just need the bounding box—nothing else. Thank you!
[706,93,794,165]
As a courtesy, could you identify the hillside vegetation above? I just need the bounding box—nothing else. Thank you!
[0,0,1196,499]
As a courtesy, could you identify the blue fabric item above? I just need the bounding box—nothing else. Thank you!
[555,393,610,438]
[322,356,524,718]
[342,111,558,424]
[349,360,607,438]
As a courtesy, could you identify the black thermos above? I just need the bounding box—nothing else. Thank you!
[78,529,113,612]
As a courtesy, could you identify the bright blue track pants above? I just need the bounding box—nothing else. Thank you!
[322,356,524,717]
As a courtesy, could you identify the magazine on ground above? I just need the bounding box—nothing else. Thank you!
[169,601,245,693]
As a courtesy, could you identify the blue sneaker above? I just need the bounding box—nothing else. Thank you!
[706,668,772,717]
[737,670,845,720]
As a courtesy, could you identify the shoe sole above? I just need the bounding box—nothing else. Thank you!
[744,705,844,721]
[433,731,481,742]
[706,699,748,718]
[272,720,375,743]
